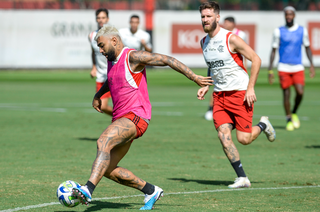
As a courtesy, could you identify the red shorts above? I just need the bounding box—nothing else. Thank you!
[278,71,305,89]
[213,90,253,133]
[96,82,111,99]
[115,112,149,139]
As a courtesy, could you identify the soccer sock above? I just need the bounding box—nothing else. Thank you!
[85,181,96,195]
[208,106,213,111]
[231,160,246,177]
[141,182,155,195]
[286,117,292,122]
[256,122,266,133]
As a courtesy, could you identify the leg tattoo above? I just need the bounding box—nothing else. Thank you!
[107,166,146,190]
[218,124,240,163]
[88,118,137,186]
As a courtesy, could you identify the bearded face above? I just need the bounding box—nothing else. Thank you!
[285,10,295,27]
[104,46,116,61]
[201,8,219,33]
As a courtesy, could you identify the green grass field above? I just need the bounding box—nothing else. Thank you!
[0,68,319,212]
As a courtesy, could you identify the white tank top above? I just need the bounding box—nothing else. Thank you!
[201,28,249,92]
[89,30,109,83]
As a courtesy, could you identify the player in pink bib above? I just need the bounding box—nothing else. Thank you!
[72,25,213,210]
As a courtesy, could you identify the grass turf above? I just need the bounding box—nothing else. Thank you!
[0,68,319,211]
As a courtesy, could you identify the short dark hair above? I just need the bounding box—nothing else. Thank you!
[199,1,220,14]
[96,8,109,18]
[130,15,140,20]
[224,16,235,23]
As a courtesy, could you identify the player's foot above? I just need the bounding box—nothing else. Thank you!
[228,177,251,189]
[72,185,92,206]
[205,110,213,121]
[286,121,294,131]
[140,186,163,210]
[260,116,276,142]
[291,114,300,129]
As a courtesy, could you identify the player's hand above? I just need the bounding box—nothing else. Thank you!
[197,86,209,100]
[194,75,213,87]
[90,68,97,78]
[309,65,315,78]
[92,97,103,113]
[268,73,274,85]
[141,39,146,46]
[244,87,257,107]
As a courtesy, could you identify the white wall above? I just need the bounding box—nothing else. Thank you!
[0,10,319,69]
[154,10,320,67]
[0,10,144,69]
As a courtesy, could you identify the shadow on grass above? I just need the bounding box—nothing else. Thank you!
[54,201,136,212]
[305,145,320,149]
[78,137,98,142]
[168,178,262,186]
[168,178,234,186]
[273,126,286,130]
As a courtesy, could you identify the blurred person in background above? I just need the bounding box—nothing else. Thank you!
[119,15,152,52]
[197,1,276,189]
[89,8,113,116]
[205,16,248,121]
[268,6,315,131]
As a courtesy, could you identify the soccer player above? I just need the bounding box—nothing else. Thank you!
[268,6,315,131]
[204,16,248,121]
[119,15,152,52]
[197,1,276,188]
[72,25,213,210]
[89,8,113,116]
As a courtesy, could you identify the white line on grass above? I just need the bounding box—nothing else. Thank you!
[1,185,319,212]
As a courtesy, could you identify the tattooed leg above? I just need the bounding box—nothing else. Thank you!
[88,118,137,186]
[103,141,146,190]
[217,123,240,163]
[106,166,146,190]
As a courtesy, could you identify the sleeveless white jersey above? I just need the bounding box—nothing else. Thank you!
[89,30,108,83]
[119,28,152,51]
[201,28,249,92]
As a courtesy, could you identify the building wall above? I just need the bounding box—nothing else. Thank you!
[0,10,319,68]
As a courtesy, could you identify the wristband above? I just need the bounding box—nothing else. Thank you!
[268,70,274,74]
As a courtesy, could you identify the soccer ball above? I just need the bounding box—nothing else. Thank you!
[56,180,81,207]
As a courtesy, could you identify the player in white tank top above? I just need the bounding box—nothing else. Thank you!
[119,15,152,52]
[204,16,248,120]
[201,28,249,92]
[197,1,276,189]
[88,8,112,116]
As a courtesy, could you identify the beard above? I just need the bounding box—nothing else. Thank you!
[202,19,217,33]
[105,47,116,61]
[286,19,294,27]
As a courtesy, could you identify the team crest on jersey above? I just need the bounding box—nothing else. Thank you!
[217,45,224,53]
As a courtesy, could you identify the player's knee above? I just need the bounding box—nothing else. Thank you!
[237,135,252,145]
[296,89,303,96]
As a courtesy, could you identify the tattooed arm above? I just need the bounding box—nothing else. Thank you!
[129,50,213,87]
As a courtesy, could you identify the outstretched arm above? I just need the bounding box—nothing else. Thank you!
[305,46,315,78]
[129,51,213,87]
